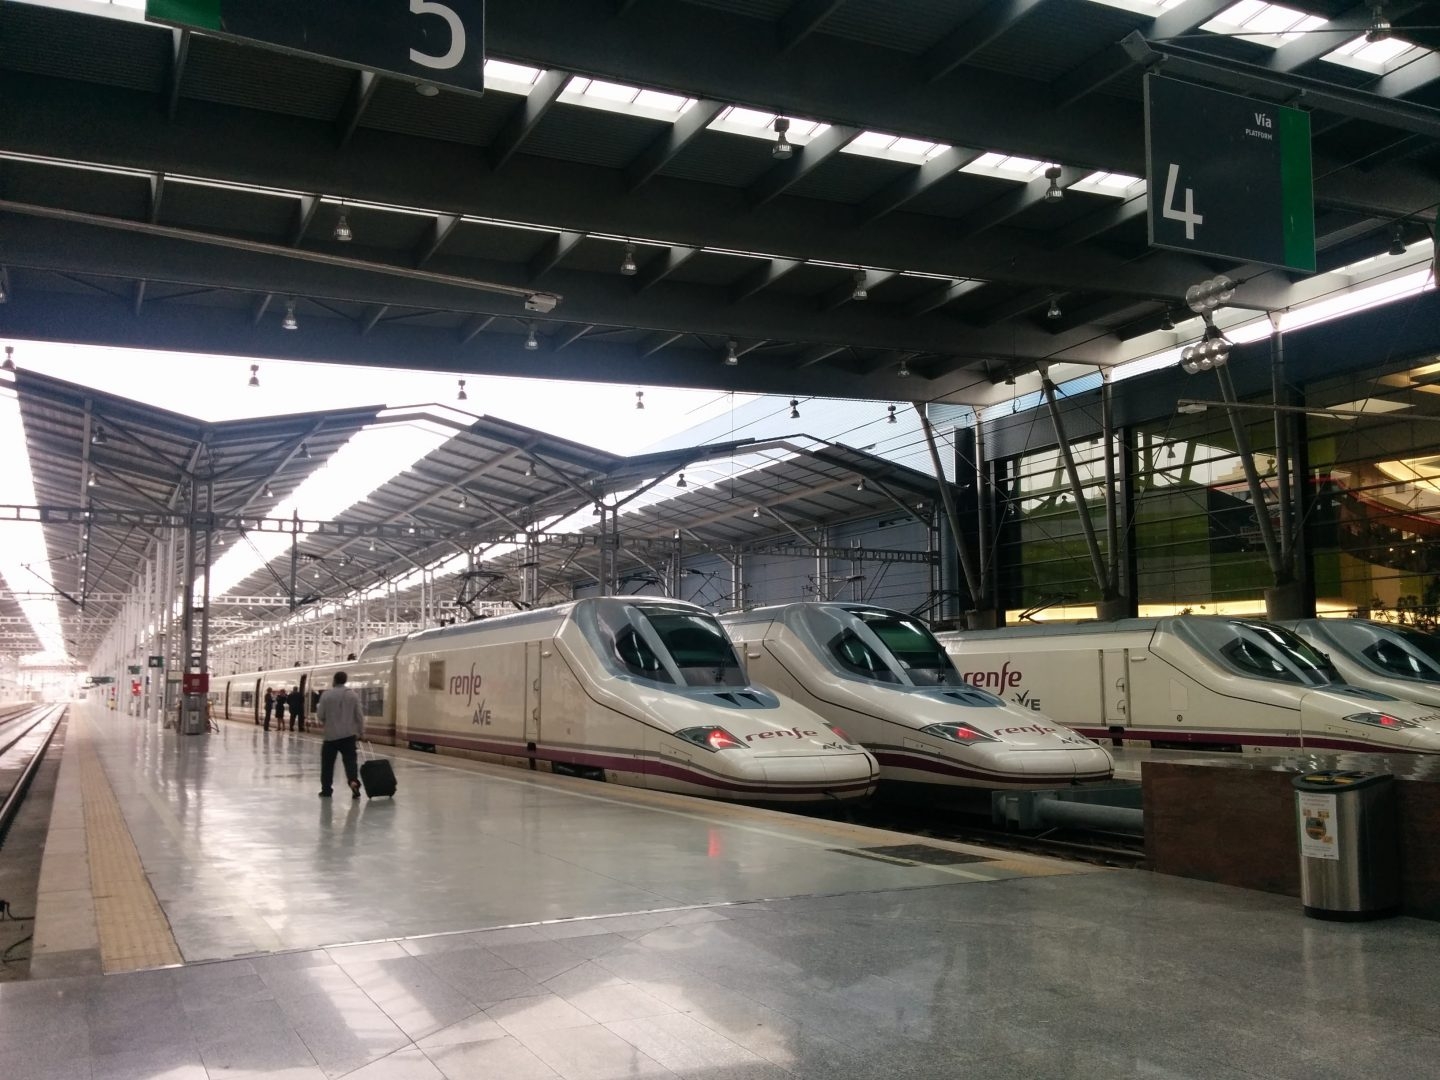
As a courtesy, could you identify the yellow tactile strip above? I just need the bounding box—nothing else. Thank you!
[76,720,183,973]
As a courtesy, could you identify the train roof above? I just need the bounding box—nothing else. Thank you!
[944,615,1273,641]
[724,601,908,623]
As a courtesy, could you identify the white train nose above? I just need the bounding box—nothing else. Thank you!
[757,750,878,787]
[992,746,1113,779]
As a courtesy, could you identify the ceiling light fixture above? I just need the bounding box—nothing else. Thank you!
[91,428,107,446]
[772,116,793,160]
[1367,2,1392,42]
[621,242,638,276]
[299,441,310,458]
[1389,225,1406,257]
[282,299,298,331]
[457,378,468,401]
[525,322,539,351]
[524,462,535,477]
[677,472,687,488]
[0,274,8,304]
[635,390,644,410]
[262,482,273,498]
[333,210,352,243]
[248,363,259,387]
[851,269,868,301]
[897,359,911,378]
[887,404,897,424]
[416,81,440,97]
[1185,275,1234,314]
[1043,165,1064,203]
[369,539,376,551]
[855,477,866,492]
[593,503,602,516]
[1161,311,1175,332]
[87,474,95,488]
[457,493,467,509]
[1046,297,1062,320]
[725,339,739,366]
[407,524,415,534]
[753,506,761,518]
[789,399,800,419]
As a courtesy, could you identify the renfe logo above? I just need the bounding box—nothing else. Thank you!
[745,727,819,742]
[964,661,1022,690]
[450,663,482,705]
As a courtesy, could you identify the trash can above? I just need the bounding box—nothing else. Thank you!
[1292,770,1399,921]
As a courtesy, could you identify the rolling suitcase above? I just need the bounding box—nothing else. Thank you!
[358,743,397,799]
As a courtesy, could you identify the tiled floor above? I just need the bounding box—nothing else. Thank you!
[7,706,1436,1079]
[6,873,1440,1080]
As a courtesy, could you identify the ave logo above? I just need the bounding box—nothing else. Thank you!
[471,699,492,726]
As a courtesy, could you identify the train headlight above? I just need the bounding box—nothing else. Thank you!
[826,723,853,744]
[675,726,746,751]
[1344,712,1418,730]
[920,722,997,744]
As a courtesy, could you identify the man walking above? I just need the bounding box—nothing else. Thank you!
[316,672,365,799]
[262,687,274,730]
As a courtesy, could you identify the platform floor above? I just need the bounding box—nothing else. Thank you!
[4,705,1437,1079]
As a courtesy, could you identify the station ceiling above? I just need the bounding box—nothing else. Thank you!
[1,0,1438,407]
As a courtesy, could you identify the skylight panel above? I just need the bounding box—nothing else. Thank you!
[1203,3,1328,46]
[843,130,951,164]
[560,77,696,121]
[961,153,1057,181]
[483,59,545,92]
[1081,0,1188,14]
[708,106,829,143]
[1071,170,1146,197]
[1325,34,1431,73]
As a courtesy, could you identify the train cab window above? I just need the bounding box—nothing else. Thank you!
[1325,622,1440,680]
[853,611,959,687]
[828,630,901,684]
[643,613,747,687]
[428,661,446,690]
[1220,638,1301,683]
[614,627,674,683]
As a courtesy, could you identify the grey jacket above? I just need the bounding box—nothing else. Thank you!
[317,685,365,741]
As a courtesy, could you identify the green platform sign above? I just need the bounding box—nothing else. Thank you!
[1145,75,1315,273]
[146,0,486,96]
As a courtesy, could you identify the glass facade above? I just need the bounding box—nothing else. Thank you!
[994,349,1440,623]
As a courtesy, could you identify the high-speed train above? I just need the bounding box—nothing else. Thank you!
[1286,619,1440,709]
[212,597,879,803]
[939,616,1440,754]
[718,603,1114,788]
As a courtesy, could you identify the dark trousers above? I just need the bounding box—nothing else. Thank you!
[320,736,359,795]
[262,704,273,729]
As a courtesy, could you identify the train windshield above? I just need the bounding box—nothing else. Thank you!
[1316,621,1440,681]
[790,605,963,688]
[1178,619,1341,687]
[582,600,748,688]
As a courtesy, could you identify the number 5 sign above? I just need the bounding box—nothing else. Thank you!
[1145,75,1314,273]
[146,0,486,97]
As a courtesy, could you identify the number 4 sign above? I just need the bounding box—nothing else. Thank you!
[1145,75,1314,273]
[1161,163,1203,241]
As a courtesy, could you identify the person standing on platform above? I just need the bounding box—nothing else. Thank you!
[316,671,364,799]
[273,689,286,729]
[288,685,303,732]
[262,687,274,730]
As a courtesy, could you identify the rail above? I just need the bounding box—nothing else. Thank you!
[0,705,65,849]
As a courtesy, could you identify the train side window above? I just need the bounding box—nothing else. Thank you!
[829,630,901,683]
[1363,640,1426,677]
[428,660,446,690]
[358,686,385,717]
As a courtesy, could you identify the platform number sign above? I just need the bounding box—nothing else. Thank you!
[1145,75,1314,273]
[145,0,486,97]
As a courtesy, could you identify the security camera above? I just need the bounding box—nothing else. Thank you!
[524,292,559,314]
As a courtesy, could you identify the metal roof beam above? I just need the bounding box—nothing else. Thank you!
[746,125,862,207]
[639,331,683,358]
[165,28,189,120]
[1049,0,1233,107]
[528,229,586,281]
[337,70,379,147]
[488,68,570,171]
[854,146,983,224]
[632,244,700,293]
[904,279,979,318]
[777,0,848,53]
[730,258,803,303]
[922,0,1053,84]
[625,99,727,191]
[951,167,1085,242]
[1050,193,1146,248]
[414,213,461,268]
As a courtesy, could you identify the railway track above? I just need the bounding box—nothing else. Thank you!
[0,704,66,850]
[805,800,1148,870]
